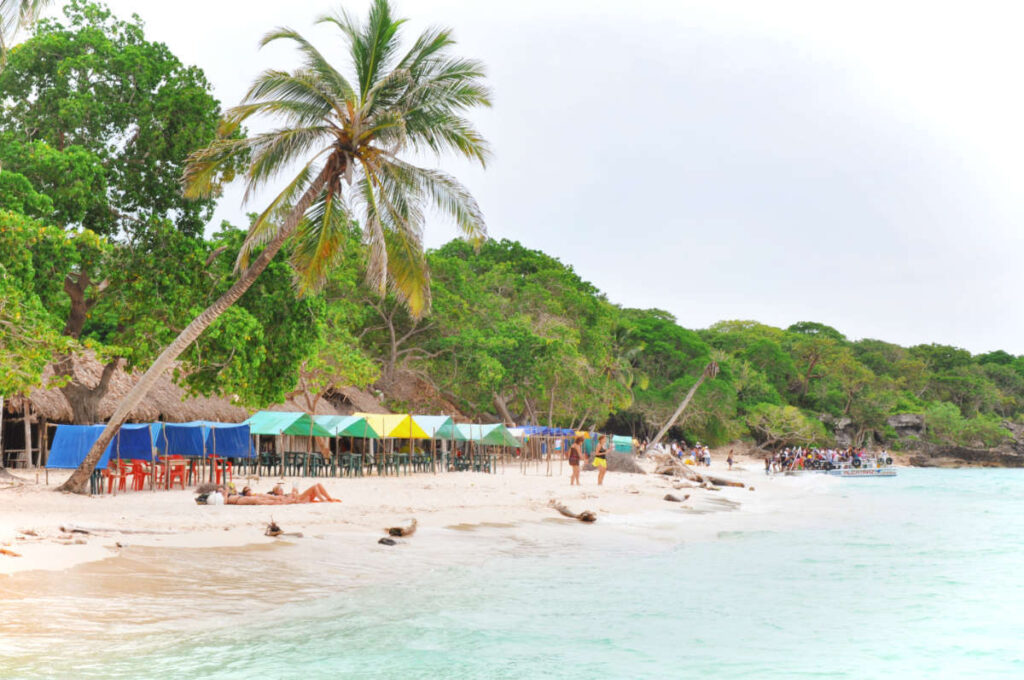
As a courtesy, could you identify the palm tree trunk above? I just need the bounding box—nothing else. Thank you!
[644,362,719,454]
[57,170,330,494]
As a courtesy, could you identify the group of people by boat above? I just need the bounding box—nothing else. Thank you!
[763,447,895,475]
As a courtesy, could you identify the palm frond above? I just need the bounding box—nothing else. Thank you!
[233,69,336,125]
[380,159,485,244]
[356,176,389,296]
[290,186,352,294]
[404,108,490,166]
[241,126,333,204]
[237,160,320,270]
[318,0,405,102]
[183,136,253,199]
[260,27,358,109]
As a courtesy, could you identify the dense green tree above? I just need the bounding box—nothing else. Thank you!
[0,0,227,237]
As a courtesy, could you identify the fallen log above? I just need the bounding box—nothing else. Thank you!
[549,500,597,523]
[60,523,177,535]
[386,519,417,537]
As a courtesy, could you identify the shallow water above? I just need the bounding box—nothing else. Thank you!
[2,469,1023,679]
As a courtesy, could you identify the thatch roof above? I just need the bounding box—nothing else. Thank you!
[5,350,397,425]
[6,352,251,424]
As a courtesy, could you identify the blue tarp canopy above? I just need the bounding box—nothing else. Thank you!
[510,425,577,437]
[153,421,254,458]
[47,424,154,469]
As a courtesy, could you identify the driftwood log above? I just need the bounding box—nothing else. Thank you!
[386,519,417,537]
[60,523,177,535]
[663,493,689,503]
[650,454,746,488]
[550,500,597,523]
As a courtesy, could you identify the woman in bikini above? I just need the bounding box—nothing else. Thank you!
[568,435,584,486]
[594,434,610,486]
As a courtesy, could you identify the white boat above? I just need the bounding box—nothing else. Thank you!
[827,463,897,478]
[788,455,897,477]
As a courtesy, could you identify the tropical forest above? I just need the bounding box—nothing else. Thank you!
[3,1,1024,463]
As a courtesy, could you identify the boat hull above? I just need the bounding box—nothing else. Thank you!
[826,467,897,477]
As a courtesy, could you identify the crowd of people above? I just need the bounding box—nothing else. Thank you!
[762,447,892,474]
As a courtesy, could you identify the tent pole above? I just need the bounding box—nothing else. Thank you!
[114,428,120,497]
[212,426,220,487]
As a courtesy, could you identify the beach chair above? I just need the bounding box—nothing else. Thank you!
[162,457,187,490]
[130,460,153,491]
[104,461,129,494]
[208,455,233,485]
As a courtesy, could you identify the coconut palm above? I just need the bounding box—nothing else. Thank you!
[58,0,490,492]
[0,0,49,65]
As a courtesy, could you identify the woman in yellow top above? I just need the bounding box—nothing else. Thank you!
[593,434,610,486]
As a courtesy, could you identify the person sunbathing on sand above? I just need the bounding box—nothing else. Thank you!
[224,483,341,505]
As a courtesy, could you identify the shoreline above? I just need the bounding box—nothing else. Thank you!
[0,457,804,577]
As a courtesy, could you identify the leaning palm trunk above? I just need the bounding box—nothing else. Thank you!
[644,362,719,455]
[58,172,329,493]
[59,0,490,492]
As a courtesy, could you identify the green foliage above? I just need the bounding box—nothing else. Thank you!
[0,0,225,236]
[0,169,53,217]
[0,266,71,396]
[745,403,831,449]
[923,402,1009,448]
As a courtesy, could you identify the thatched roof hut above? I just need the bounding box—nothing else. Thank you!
[5,352,250,424]
[4,351,391,424]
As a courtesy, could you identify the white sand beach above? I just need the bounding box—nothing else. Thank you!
[0,453,820,577]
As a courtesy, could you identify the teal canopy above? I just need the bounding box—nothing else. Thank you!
[244,411,333,437]
[612,435,634,452]
[411,415,456,439]
[313,415,380,439]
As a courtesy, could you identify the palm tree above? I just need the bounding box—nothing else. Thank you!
[0,0,49,65]
[58,0,490,493]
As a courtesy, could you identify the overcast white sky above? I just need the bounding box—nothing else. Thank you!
[44,0,1024,354]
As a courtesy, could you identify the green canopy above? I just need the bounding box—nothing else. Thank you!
[411,415,456,439]
[313,415,381,439]
[244,411,333,437]
[454,423,521,447]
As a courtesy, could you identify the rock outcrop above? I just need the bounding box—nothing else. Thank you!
[887,413,925,439]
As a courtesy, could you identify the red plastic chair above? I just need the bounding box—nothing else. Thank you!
[166,459,187,490]
[104,462,128,494]
[209,455,233,485]
[130,460,152,491]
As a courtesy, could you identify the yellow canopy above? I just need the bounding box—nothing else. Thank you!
[355,413,431,439]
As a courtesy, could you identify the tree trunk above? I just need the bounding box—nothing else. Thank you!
[0,395,9,479]
[56,357,121,424]
[22,401,32,468]
[645,362,719,453]
[492,392,514,426]
[57,169,330,494]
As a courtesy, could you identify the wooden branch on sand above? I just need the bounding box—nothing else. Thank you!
[60,523,177,535]
[386,519,417,537]
[651,454,746,488]
[549,500,596,523]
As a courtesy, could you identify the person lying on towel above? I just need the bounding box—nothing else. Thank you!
[223,483,341,505]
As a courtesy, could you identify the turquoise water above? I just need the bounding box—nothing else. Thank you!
[3,469,1024,679]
